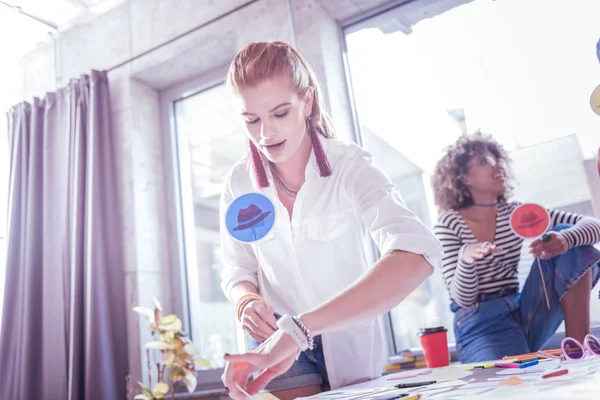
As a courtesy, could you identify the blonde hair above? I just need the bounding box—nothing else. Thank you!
[227,41,333,188]
[227,41,334,139]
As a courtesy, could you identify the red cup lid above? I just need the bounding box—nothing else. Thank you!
[418,326,447,336]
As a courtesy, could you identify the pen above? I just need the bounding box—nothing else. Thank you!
[542,369,568,379]
[402,395,422,400]
[395,381,436,388]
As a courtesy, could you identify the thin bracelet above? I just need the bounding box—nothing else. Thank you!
[292,316,315,350]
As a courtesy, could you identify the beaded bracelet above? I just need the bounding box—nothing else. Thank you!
[292,316,315,351]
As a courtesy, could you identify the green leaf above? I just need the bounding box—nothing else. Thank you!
[153,381,169,397]
[194,358,211,370]
[183,371,197,393]
[133,307,155,323]
[138,382,152,395]
[159,314,177,325]
[144,341,174,350]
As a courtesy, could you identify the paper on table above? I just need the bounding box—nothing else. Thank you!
[453,381,499,390]
[383,367,472,385]
[495,367,546,375]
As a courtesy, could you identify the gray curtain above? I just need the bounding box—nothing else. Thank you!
[0,70,128,400]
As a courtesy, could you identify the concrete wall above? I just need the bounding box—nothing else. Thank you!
[511,134,593,208]
[11,0,395,388]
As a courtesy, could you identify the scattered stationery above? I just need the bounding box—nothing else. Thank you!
[503,349,562,360]
[493,360,538,369]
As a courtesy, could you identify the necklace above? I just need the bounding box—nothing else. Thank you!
[473,202,498,207]
[269,163,299,198]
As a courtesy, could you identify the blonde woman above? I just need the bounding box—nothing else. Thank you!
[219,41,442,400]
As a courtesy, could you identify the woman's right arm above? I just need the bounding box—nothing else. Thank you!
[219,179,277,341]
[433,214,481,307]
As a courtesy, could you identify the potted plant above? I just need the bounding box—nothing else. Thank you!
[127,298,210,400]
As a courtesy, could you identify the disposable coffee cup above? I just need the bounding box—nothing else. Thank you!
[418,326,449,368]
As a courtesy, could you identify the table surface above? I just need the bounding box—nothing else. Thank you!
[297,356,600,399]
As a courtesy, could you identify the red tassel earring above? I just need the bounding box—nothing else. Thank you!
[308,119,332,177]
[249,140,269,189]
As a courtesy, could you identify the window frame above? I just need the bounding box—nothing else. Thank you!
[159,64,232,387]
[338,0,600,362]
[338,0,478,359]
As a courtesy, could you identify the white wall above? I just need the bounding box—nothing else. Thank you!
[13,0,395,385]
[511,135,593,208]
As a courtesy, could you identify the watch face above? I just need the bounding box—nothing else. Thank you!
[591,84,600,116]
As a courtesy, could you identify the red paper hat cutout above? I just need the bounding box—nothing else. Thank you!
[510,203,550,239]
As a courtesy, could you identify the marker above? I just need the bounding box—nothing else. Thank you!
[467,364,493,370]
[395,381,436,388]
[518,360,539,368]
[402,395,422,400]
[542,369,569,379]
[494,363,521,368]
[517,356,539,364]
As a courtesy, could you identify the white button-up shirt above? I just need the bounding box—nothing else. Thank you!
[220,138,442,389]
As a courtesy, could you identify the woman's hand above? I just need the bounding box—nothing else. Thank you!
[460,242,503,264]
[529,232,568,259]
[240,300,278,343]
[222,330,299,399]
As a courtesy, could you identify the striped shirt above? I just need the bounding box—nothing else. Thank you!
[433,201,600,307]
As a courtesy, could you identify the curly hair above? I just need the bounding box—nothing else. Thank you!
[432,132,513,211]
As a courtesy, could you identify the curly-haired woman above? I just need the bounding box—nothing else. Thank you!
[432,132,600,363]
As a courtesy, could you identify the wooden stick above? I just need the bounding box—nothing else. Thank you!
[536,257,551,309]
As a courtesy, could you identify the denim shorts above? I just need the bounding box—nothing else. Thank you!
[246,317,330,392]
[451,223,600,363]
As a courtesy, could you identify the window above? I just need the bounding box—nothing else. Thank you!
[0,111,7,334]
[162,71,248,374]
[343,0,600,353]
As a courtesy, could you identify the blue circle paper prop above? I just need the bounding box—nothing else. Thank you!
[225,193,276,243]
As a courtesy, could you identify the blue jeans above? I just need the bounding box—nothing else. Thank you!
[246,316,330,392]
[452,224,600,363]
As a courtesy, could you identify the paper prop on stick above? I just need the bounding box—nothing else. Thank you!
[510,203,552,309]
[226,193,276,243]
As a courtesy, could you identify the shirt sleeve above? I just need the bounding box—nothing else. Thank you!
[433,214,479,307]
[548,208,600,248]
[219,173,259,303]
[344,146,443,270]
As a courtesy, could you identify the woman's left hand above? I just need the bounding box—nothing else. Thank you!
[222,329,299,399]
[529,232,569,259]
